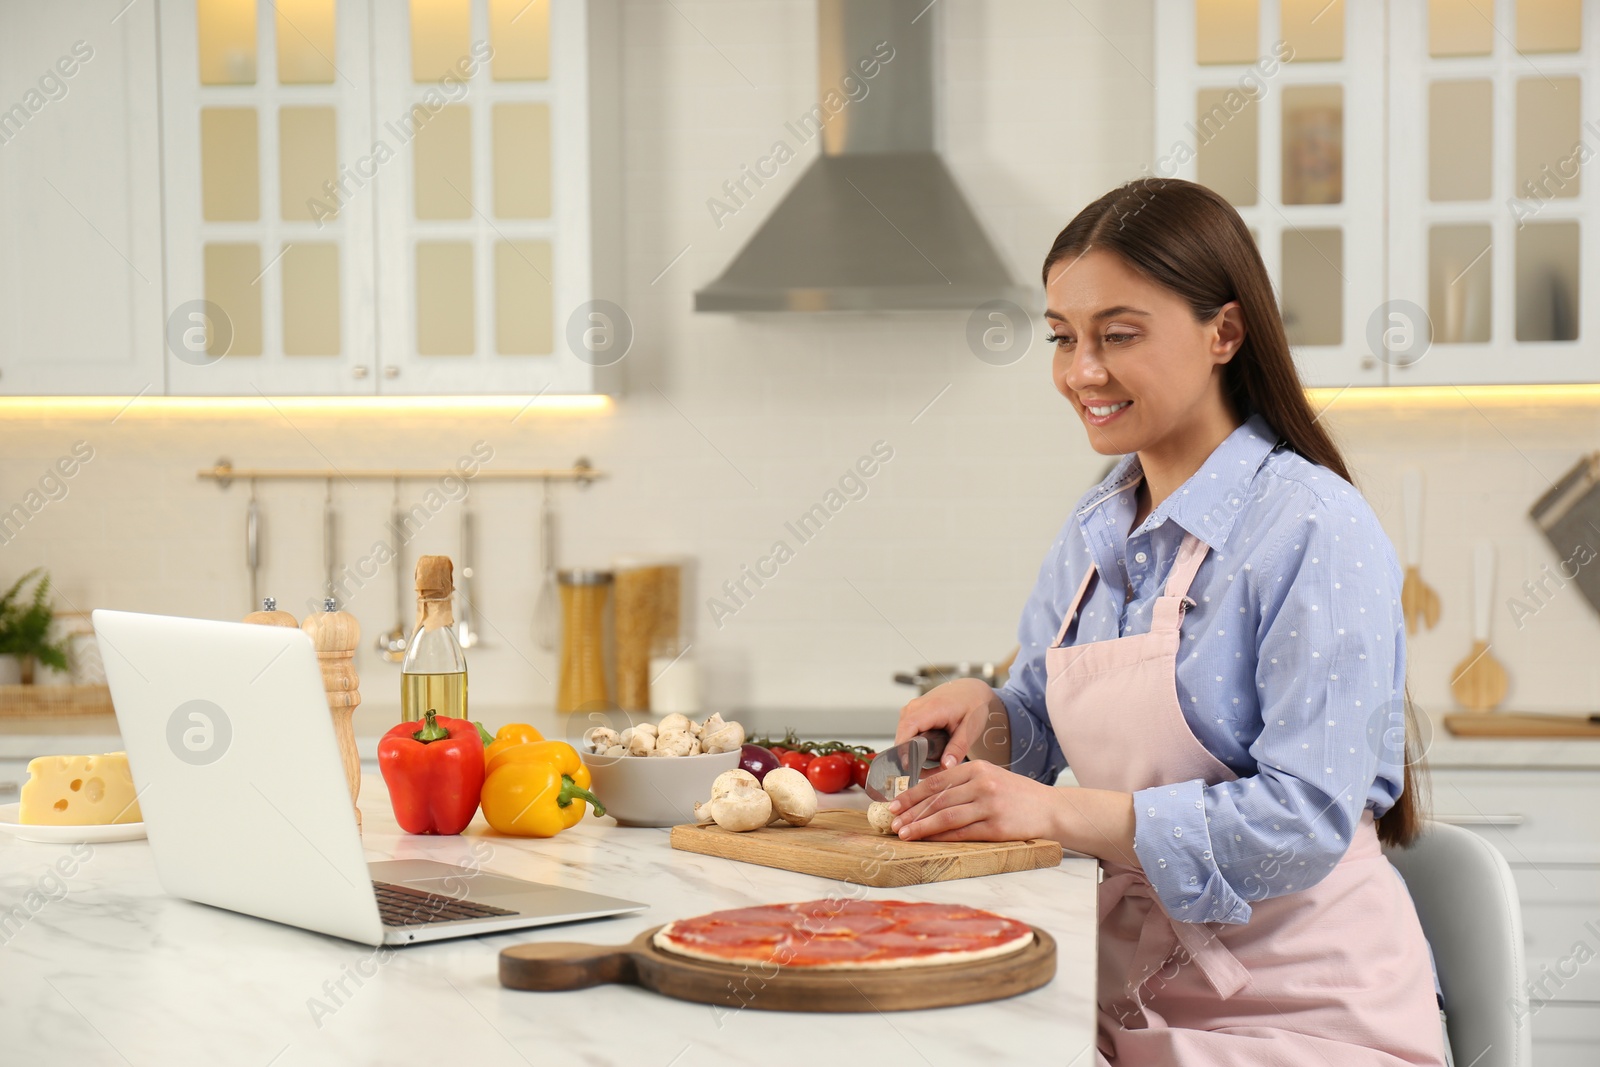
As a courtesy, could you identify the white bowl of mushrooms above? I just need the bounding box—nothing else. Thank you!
[579,713,746,828]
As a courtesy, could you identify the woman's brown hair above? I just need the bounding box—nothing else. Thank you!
[1041,177,1426,848]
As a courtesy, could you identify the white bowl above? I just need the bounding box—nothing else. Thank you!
[580,749,741,828]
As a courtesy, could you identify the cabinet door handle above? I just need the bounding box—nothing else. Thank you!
[1434,813,1525,827]
[353,365,369,379]
[383,366,400,379]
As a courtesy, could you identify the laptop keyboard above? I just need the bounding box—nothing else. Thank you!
[373,880,518,927]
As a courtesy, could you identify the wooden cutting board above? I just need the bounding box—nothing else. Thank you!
[1444,713,1600,738]
[669,808,1063,887]
[499,923,1056,1012]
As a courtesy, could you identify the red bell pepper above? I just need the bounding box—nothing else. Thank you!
[378,710,485,835]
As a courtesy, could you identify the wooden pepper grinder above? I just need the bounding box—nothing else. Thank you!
[302,596,364,831]
[243,596,299,628]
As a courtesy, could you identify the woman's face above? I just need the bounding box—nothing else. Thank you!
[1044,249,1244,458]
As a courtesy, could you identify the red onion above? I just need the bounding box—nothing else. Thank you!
[738,743,781,783]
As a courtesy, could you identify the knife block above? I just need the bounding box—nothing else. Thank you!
[302,599,363,832]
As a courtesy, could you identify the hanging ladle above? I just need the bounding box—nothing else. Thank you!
[377,478,410,662]
[245,478,261,611]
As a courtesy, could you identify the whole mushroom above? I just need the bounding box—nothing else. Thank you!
[627,723,658,757]
[762,767,816,827]
[700,716,745,755]
[652,730,695,758]
[708,769,771,831]
[583,726,621,754]
[867,801,897,835]
[658,713,693,736]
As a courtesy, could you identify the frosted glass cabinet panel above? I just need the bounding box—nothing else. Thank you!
[1162,0,1599,388]
[159,0,617,396]
[1387,0,1596,385]
[1156,0,1384,387]
[161,0,375,394]
[371,0,619,395]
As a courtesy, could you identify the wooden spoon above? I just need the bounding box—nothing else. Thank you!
[1400,469,1441,634]
[1450,541,1509,712]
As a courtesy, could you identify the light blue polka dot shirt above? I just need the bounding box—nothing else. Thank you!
[1000,413,1408,925]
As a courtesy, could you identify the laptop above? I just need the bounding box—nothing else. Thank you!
[91,609,647,947]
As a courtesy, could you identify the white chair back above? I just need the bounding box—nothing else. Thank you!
[1384,819,1532,1067]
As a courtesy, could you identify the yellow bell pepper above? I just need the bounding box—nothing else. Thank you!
[480,739,606,837]
[483,722,545,768]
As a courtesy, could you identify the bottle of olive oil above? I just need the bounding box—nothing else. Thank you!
[401,555,467,723]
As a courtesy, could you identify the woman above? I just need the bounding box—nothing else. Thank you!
[889,179,1446,1065]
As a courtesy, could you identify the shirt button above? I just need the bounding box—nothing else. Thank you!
[1134,551,1148,564]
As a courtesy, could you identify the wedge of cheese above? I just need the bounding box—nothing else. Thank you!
[20,752,142,825]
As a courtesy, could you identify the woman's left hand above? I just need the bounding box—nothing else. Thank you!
[887,760,1063,843]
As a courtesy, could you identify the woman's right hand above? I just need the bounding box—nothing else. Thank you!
[895,678,1008,771]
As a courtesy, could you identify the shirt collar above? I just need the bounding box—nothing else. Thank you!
[1077,413,1281,551]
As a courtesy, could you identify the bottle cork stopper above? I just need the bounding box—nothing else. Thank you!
[414,555,454,598]
[243,596,300,628]
[414,555,456,630]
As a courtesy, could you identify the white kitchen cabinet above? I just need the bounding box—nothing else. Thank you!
[1385,0,1599,386]
[369,0,623,395]
[1156,0,1600,388]
[1430,761,1600,1064]
[1153,0,1388,389]
[0,0,166,396]
[152,0,621,397]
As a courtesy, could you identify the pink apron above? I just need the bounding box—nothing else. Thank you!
[1046,531,1446,1066]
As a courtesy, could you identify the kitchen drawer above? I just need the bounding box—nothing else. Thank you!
[1526,1001,1600,1067]
[1513,865,1600,1003]
[1428,769,1600,865]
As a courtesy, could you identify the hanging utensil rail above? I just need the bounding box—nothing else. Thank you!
[198,458,602,488]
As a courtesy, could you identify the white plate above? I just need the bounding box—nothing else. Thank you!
[0,803,146,844]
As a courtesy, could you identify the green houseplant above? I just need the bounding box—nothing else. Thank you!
[0,568,71,684]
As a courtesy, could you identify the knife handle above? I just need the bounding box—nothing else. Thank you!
[922,728,950,765]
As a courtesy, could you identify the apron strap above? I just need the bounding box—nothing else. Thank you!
[1051,564,1097,647]
[1150,533,1210,633]
[1053,532,1212,647]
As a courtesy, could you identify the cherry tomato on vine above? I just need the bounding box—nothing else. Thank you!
[768,745,790,758]
[779,750,813,774]
[851,756,871,790]
[806,753,852,794]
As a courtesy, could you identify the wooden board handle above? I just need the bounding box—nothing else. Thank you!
[1402,468,1423,568]
[499,937,645,992]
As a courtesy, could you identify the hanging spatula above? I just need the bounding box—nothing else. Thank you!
[1400,469,1441,634]
[1450,540,1509,712]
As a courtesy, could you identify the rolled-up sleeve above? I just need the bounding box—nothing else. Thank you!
[1133,495,1404,924]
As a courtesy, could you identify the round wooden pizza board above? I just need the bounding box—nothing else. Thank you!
[499,924,1056,1012]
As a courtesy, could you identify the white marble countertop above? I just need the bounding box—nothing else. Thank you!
[0,773,1100,1066]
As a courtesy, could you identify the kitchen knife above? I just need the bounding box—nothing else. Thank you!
[864,729,950,802]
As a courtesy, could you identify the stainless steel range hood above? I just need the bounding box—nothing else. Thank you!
[693,0,1028,313]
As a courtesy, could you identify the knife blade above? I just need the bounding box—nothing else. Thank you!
[864,729,950,802]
